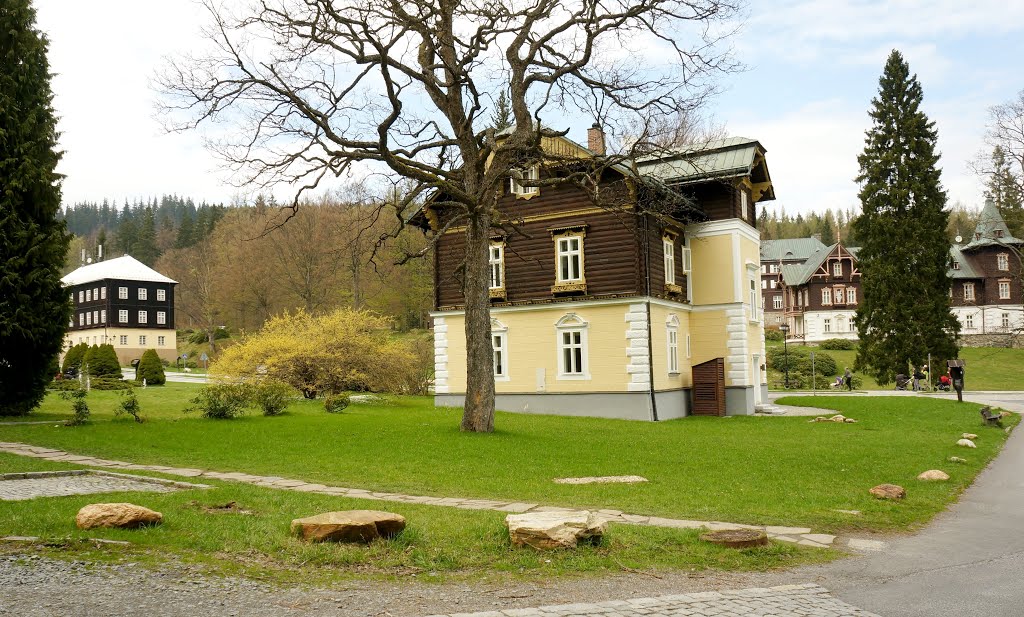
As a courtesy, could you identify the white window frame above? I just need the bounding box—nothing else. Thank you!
[156,311,166,325]
[964,283,975,301]
[138,288,148,301]
[663,238,675,285]
[85,289,92,302]
[556,235,584,283]
[680,245,692,274]
[999,281,1011,299]
[158,335,166,347]
[822,288,832,305]
[685,333,692,358]
[847,287,856,304]
[555,313,589,380]
[770,280,777,289]
[86,312,92,326]
[770,263,780,274]
[93,287,99,300]
[119,335,128,345]
[118,310,128,323]
[156,288,166,301]
[953,261,960,270]
[761,279,767,290]
[773,295,783,310]
[740,189,749,219]
[139,335,147,346]
[489,243,504,290]
[823,318,832,333]
[78,313,84,326]
[118,286,128,299]
[78,290,84,303]
[833,262,842,277]
[997,254,1009,271]
[100,287,106,300]
[666,316,680,375]
[138,310,148,324]
[510,165,539,196]
[1002,312,1011,330]
[491,322,509,381]
[748,276,759,321]
[965,314,975,329]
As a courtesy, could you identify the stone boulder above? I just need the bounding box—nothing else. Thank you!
[962,433,978,440]
[869,484,906,500]
[917,470,950,481]
[699,529,769,548]
[948,456,967,464]
[76,503,163,530]
[506,511,606,549]
[291,510,406,543]
[957,439,977,448]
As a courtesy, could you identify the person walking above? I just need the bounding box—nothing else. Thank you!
[844,367,853,391]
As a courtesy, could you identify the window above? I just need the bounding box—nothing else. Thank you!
[139,335,146,346]
[998,254,1009,271]
[663,238,675,285]
[1003,313,1011,330]
[556,236,583,283]
[833,262,842,277]
[770,280,777,289]
[101,287,106,299]
[965,314,975,329]
[490,332,508,378]
[999,281,1011,299]
[78,291,84,303]
[157,311,166,325]
[555,314,588,379]
[770,264,780,273]
[824,318,832,333]
[93,287,99,300]
[138,288,148,300]
[667,326,679,374]
[995,229,1004,238]
[773,295,783,310]
[118,310,128,323]
[138,310,148,324]
[761,265,767,274]
[118,286,128,299]
[822,288,832,305]
[100,310,106,324]
[964,283,975,302]
[685,333,691,358]
[489,243,504,289]
[834,286,844,303]
[952,261,960,270]
[92,310,98,324]
[847,287,857,304]
[761,279,767,289]
[680,245,691,273]
[119,335,127,346]
[86,290,92,302]
[510,166,539,196]
[748,277,758,319]
[740,189,749,219]
[86,312,92,326]
[157,288,166,301]
[78,313,84,326]
[158,336,166,346]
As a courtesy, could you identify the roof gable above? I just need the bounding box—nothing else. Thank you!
[633,137,775,202]
[61,255,177,287]
[963,198,1023,250]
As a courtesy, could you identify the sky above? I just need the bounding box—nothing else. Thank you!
[34,0,1024,216]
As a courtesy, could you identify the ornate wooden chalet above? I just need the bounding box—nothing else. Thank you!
[61,255,178,363]
[416,131,776,419]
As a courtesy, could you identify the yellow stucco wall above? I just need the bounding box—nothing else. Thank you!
[650,303,691,390]
[689,234,736,305]
[64,328,178,363]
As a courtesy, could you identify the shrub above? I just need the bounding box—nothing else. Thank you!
[188,328,230,345]
[136,349,166,385]
[61,343,89,374]
[90,377,133,390]
[766,345,838,385]
[59,387,90,425]
[764,328,784,342]
[187,383,250,419]
[250,380,294,416]
[324,393,351,413]
[84,344,122,378]
[398,333,435,395]
[212,309,415,398]
[820,338,856,351]
[116,389,143,423]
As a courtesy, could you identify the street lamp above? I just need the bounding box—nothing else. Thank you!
[779,323,790,389]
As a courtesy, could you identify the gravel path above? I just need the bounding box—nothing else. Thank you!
[0,551,832,617]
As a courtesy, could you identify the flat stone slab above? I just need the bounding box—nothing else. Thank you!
[291,510,406,543]
[0,470,208,501]
[552,475,648,485]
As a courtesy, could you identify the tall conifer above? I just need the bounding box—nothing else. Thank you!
[853,50,959,383]
[0,0,72,415]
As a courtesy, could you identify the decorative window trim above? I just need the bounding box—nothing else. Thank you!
[846,287,857,304]
[964,282,975,302]
[832,262,842,277]
[510,165,540,198]
[666,314,680,375]
[555,313,590,380]
[663,235,676,285]
[551,229,587,294]
[773,295,783,310]
[822,288,832,305]
[823,317,832,333]
[491,319,509,381]
[998,280,1011,300]
[997,254,1009,271]
[488,241,506,300]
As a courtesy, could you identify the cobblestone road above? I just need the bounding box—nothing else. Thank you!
[424,584,880,617]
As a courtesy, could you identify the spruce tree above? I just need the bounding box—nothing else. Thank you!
[985,146,1024,238]
[853,50,960,384]
[491,89,512,130]
[0,0,72,415]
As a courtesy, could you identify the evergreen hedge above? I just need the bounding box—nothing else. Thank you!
[136,349,166,385]
[84,344,122,378]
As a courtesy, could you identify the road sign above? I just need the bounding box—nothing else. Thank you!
[182,353,189,359]
[200,353,209,362]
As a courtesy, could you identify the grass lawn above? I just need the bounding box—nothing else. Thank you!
[766,342,1024,391]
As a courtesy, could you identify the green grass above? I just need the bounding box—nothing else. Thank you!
[0,452,822,583]
[2,385,1015,535]
[766,342,1024,391]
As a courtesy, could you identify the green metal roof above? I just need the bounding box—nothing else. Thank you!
[962,198,1023,250]
[634,137,766,185]
[760,238,828,262]
[948,245,982,279]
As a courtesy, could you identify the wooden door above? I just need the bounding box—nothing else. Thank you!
[692,358,726,416]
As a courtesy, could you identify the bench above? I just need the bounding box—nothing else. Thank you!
[980,406,1003,427]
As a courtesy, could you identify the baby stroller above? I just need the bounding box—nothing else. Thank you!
[937,375,951,391]
[894,374,911,390]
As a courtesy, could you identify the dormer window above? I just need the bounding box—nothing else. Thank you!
[995,229,1004,238]
[832,262,842,277]
[998,254,1009,271]
[510,166,539,197]
[952,261,960,270]
[976,232,982,240]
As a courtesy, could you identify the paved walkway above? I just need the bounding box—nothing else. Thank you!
[423,584,879,617]
[0,440,838,549]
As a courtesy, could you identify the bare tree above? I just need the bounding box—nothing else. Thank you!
[158,0,741,432]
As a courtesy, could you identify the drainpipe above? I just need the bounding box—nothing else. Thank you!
[642,214,659,421]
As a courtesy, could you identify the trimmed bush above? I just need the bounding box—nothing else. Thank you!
[324,393,351,414]
[766,345,838,383]
[85,344,122,378]
[764,328,784,342]
[91,377,133,390]
[61,343,89,374]
[250,381,294,416]
[136,349,166,385]
[187,383,250,419]
[820,338,856,351]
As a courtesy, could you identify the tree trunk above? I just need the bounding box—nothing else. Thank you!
[460,212,495,432]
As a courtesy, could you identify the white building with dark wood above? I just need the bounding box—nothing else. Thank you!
[61,255,178,363]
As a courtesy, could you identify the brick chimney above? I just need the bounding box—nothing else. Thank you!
[587,122,606,156]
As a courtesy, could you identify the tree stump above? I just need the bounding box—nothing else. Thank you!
[699,529,769,548]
